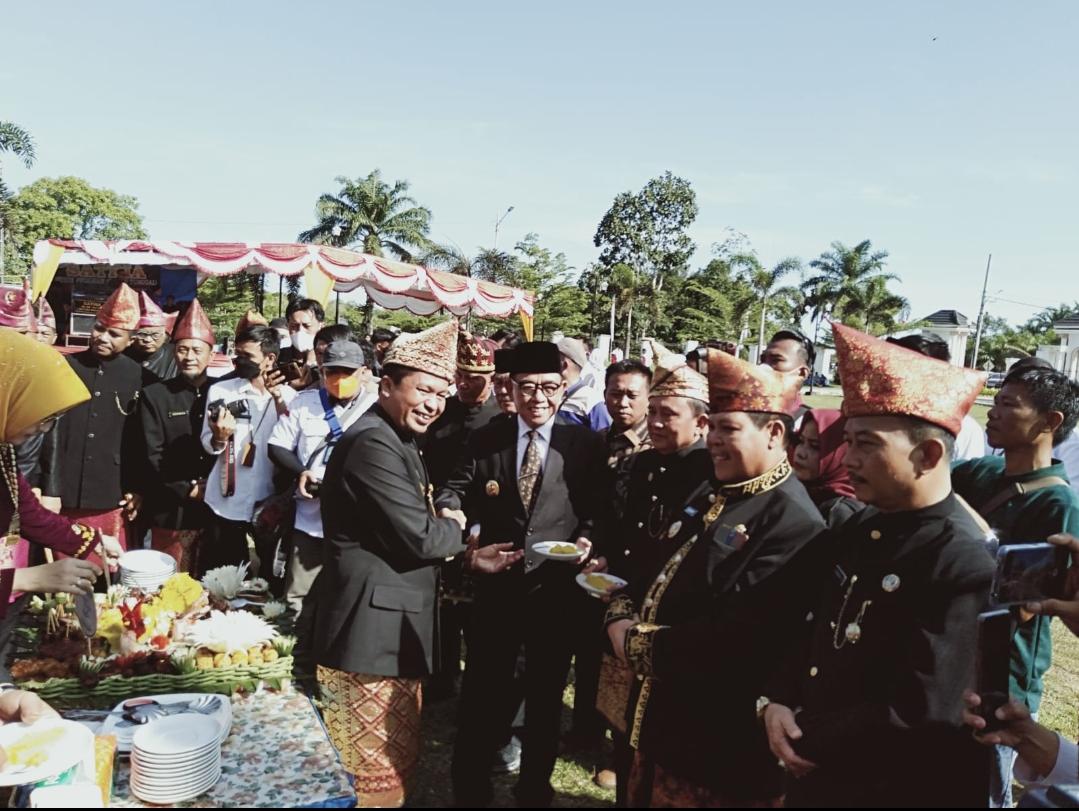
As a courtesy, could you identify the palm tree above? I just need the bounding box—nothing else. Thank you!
[298,170,433,330]
[417,243,516,281]
[805,239,895,326]
[842,276,909,334]
[731,254,803,356]
[0,121,36,232]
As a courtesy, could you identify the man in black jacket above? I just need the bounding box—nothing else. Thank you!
[762,323,996,807]
[440,341,607,808]
[309,319,519,808]
[140,299,216,573]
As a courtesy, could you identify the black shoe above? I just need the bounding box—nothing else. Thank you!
[492,736,522,774]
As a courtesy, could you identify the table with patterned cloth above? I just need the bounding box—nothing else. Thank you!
[110,690,355,808]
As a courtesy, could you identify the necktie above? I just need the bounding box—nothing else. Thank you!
[518,429,542,511]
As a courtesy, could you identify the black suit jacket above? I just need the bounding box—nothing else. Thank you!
[140,376,215,529]
[436,415,606,584]
[310,405,465,678]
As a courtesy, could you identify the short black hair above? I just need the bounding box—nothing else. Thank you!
[769,329,814,367]
[605,359,652,387]
[235,325,280,358]
[899,416,957,462]
[1007,368,1079,445]
[269,317,287,330]
[355,339,376,369]
[491,328,519,344]
[286,298,325,323]
[315,324,354,347]
[745,412,796,447]
[1005,356,1054,384]
[888,333,950,363]
[371,328,396,344]
[499,333,522,350]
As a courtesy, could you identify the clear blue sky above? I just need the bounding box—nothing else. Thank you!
[4,0,1077,327]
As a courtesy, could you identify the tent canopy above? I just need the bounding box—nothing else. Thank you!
[32,239,535,319]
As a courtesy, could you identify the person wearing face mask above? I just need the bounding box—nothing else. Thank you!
[40,283,145,564]
[125,291,179,384]
[308,319,520,807]
[278,299,325,391]
[268,340,376,613]
[0,329,124,673]
[199,325,296,575]
[139,300,218,573]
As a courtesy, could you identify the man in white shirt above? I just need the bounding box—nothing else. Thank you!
[200,325,296,575]
[269,340,376,612]
[557,337,609,431]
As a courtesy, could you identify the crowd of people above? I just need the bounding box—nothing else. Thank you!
[0,277,1078,808]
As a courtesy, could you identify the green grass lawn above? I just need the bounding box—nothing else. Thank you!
[407,390,1076,806]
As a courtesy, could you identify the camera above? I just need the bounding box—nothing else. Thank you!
[306,480,322,498]
[208,398,251,423]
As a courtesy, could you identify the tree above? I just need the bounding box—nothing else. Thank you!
[417,243,516,280]
[0,121,36,216]
[298,170,433,331]
[593,172,698,346]
[730,253,803,355]
[5,176,147,273]
[840,275,910,334]
[805,239,896,328]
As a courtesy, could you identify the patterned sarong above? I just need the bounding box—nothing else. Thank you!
[60,507,128,569]
[150,528,202,574]
[316,665,423,808]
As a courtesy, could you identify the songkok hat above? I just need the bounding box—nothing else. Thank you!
[172,298,216,347]
[701,347,804,416]
[96,282,141,331]
[382,319,458,382]
[557,337,589,370]
[833,322,986,437]
[136,291,167,330]
[648,340,708,403]
[0,281,33,332]
[235,308,269,335]
[499,342,563,375]
[494,348,515,374]
[457,334,497,373]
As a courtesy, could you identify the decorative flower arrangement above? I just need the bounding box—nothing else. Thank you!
[261,601,287,619]
[202,564,249,600]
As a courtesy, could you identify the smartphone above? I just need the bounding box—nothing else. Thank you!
[975,608,1013,732]
[991,542,1069,606]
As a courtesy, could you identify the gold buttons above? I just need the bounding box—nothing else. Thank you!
[870,530,882,540]
[809,666,819,677]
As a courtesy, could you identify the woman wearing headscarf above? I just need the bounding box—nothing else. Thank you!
[791,408,862,526]
[0,329,123,618]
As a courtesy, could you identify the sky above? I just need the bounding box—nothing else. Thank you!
[3,0,1077,327]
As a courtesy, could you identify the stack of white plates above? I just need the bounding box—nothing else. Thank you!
[119,550,176,592]
[130,715,222,804]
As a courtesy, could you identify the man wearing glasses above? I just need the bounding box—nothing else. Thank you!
[439,341,607,808]
[126,291,178,384]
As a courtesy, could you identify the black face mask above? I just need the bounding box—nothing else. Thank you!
[233,357,262,380]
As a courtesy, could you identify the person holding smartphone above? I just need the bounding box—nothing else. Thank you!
[952,366,1079,805]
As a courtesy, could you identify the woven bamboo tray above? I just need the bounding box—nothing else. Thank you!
[16,657,294,709]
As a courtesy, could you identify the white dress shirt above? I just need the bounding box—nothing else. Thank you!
[1014,733,1078,787]
[954,414,989,461]
[516,414,555,477]
[201,377,297,523]
[268,387,375,538]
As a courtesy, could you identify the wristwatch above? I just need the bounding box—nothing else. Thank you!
[755,695,771,721]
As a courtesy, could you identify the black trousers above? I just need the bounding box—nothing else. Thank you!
[452,575,577,805]
[570,590,605,738]
[198,515,251,577]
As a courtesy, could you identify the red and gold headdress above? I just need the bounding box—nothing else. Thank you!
[702,347,803,416]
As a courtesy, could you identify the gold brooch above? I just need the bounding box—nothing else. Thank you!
[485,480,500,497]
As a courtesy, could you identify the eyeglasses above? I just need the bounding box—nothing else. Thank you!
[133,331,164,341]
[515,382,563,399]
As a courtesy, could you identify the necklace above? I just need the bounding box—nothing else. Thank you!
[0,444,20,546]
[831,574,872,649]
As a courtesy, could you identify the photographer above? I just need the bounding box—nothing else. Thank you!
[278,299,325,391]
[268,340,376,612]
[965,531,1079,789]
[199,326,296,575]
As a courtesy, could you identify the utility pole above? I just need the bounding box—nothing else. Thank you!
[971,253,992,370]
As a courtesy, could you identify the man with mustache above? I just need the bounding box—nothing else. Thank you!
[309,319,520,807]
[139,299,217,573]
[40,282,146,559]
[762,323,996,807]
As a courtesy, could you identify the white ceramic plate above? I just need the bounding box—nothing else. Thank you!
[101,693,231,753]
[130,766,221,803]
[575,572,628,598]
[131,758,220,788]
[132,715,219,757]
[532,541,584,561]
[0,718,94,787]
[119,550,176,574]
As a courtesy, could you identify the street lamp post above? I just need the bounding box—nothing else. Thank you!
[493,206,514,250]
